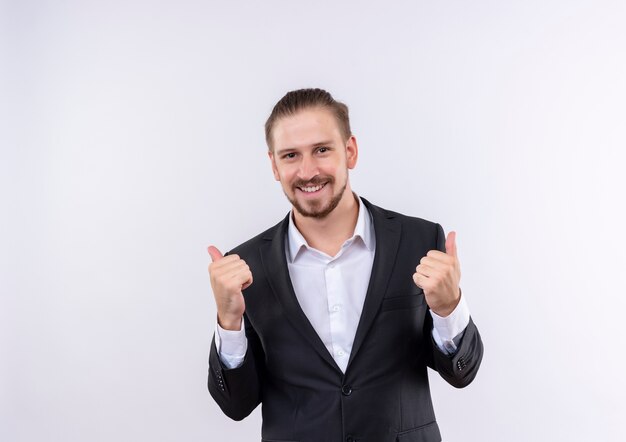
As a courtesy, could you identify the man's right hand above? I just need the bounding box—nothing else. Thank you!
[207,246,252,331]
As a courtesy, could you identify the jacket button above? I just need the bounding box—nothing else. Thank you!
[346,437,355,442]
[342,385,352,396]
[457,358,467,371]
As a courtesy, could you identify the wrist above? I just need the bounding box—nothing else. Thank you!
[431,289,461,317]
[218,313,243,331]
[432,304,455,318]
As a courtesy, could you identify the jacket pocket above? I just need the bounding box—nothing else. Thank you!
[396,421,441,441]
[381,291,425,311]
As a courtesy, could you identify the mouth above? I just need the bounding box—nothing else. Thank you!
[296,182,328,195]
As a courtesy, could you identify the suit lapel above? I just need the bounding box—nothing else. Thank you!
[347,198,401,370]
[259,214,342,374]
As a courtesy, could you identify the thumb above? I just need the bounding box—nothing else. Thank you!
[207,245,224,262]
[445,231,458,257]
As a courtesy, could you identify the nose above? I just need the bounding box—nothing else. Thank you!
[297,155,319,181]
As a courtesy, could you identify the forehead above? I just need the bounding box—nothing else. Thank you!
[272,107,342,151]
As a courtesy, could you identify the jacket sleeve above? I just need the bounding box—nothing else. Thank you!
[208,315,263,420]
[426,315,484,388]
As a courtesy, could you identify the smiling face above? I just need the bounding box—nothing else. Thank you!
[268,107,358,219]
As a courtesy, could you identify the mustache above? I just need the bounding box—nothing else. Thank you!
[293,176,333,188]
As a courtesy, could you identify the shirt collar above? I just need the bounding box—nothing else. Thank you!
[286,194,375,263]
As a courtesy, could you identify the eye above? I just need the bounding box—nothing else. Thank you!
[283,152,297,159]
[317,147,329,153]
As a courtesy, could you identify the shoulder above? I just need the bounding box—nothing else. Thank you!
[362,197,442,236]
[226,214,288,259]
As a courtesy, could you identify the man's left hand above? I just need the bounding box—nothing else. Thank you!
[413,231,461,317]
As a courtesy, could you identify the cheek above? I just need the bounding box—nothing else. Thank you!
[334,165,348,181]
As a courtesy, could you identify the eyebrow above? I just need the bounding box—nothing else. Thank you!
[275,140,334,156]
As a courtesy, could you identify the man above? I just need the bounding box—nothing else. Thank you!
[207,88,483,442]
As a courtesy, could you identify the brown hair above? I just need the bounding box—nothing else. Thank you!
[264,88,352,151]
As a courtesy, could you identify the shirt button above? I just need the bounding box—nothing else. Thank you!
[332,305,340,312]
[342,385,353,396]
[337,350,345,356]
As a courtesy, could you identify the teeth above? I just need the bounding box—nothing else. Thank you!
[300,183,325,193]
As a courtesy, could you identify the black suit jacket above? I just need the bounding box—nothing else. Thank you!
[208,198,483,442]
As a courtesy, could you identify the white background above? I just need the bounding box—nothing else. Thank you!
[2,1,626,441]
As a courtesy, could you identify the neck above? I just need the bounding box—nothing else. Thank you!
[292,187,359,256]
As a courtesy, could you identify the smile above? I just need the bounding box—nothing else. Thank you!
[297,183,327,193]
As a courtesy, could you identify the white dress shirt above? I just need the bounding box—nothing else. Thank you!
[215,197,470,372]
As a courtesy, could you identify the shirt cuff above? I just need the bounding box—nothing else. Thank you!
[215,317,248,369]
[430,291,471,355]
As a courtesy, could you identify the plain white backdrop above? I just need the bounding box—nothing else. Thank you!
[2,0,626,441]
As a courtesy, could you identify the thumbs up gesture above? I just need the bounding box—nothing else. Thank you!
[207,246,253,330]
[412,231,461,317]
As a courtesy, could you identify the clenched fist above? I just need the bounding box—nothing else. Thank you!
[413,231,461,317]
[207,245,253,331]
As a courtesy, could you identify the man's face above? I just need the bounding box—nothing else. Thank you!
[268,107,358,219]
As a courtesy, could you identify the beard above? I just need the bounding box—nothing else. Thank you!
[284,175,347,219]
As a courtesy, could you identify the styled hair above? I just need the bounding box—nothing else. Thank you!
[264,88,352,151]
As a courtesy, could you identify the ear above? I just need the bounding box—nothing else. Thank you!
[268,150,280,181]
[346,135,359,170]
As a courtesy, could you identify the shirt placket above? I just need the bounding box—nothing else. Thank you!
[325,257,350,370]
